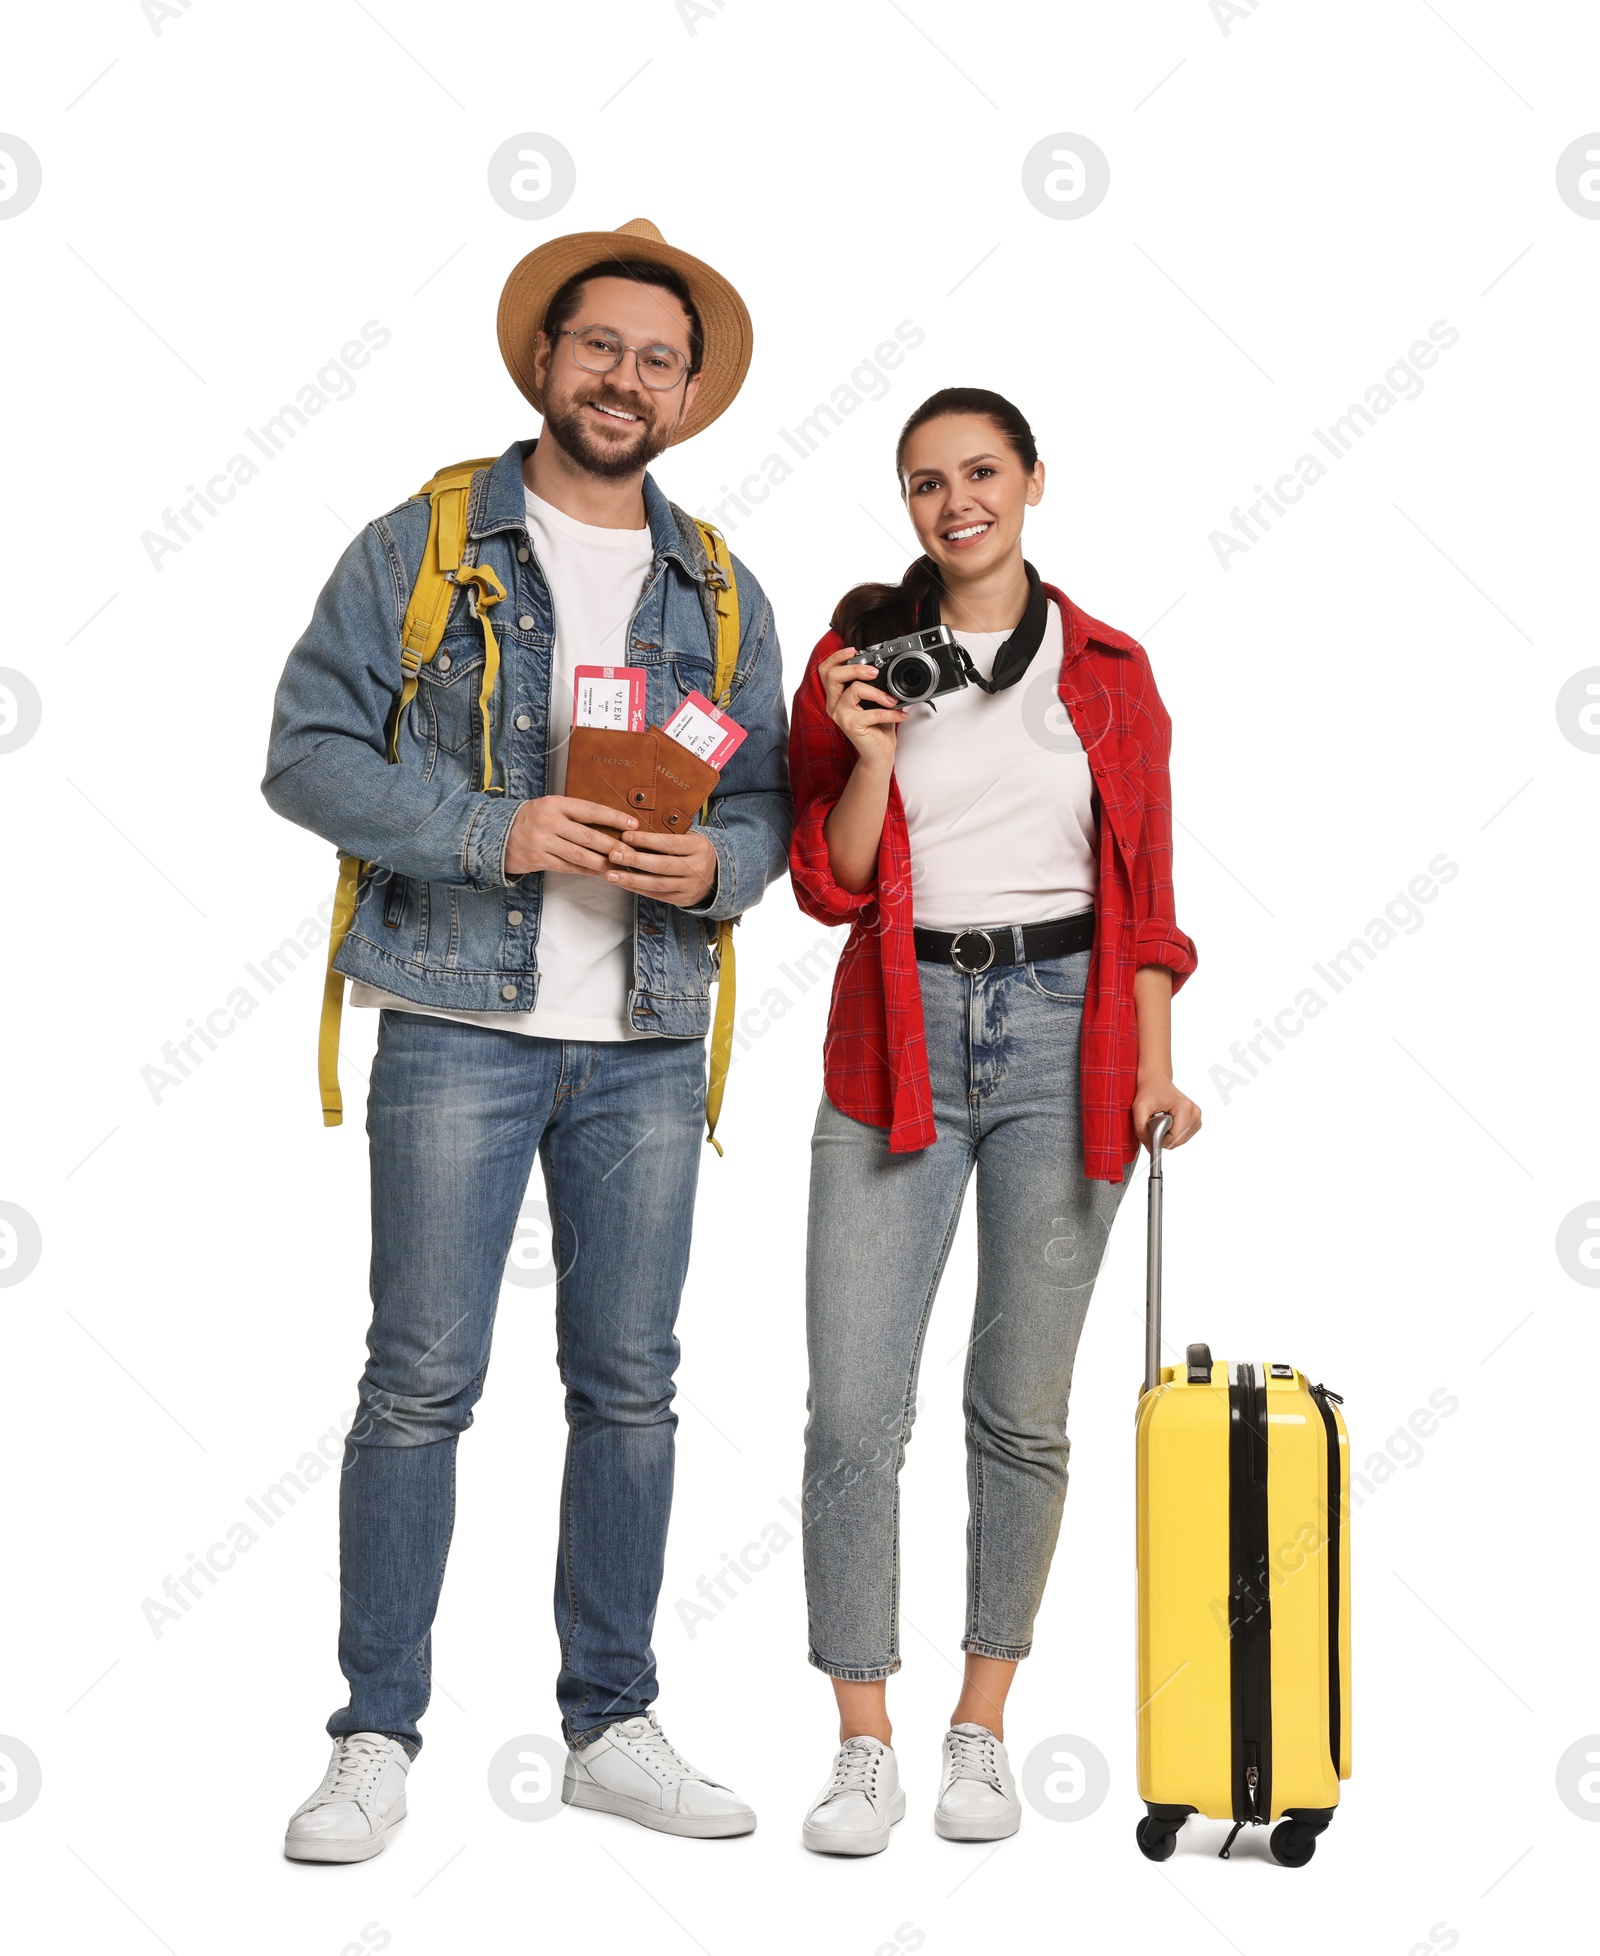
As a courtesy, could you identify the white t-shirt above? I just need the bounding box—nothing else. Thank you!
[350,487,655,1041]
[892,601,1097,930]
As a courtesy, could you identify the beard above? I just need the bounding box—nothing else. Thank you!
[541,383,677,480]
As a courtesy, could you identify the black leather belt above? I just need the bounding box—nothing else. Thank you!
[913,908,1095,975]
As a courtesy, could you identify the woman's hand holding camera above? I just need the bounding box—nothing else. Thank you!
[819,643,906,772]
[818,644,907,893]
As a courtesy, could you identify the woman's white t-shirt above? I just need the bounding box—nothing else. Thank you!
[891,600,1097,930]
[350,488,655,1041]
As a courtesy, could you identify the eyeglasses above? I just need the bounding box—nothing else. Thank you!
[555,326,690,391]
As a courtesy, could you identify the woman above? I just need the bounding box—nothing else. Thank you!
[788,388,1201,1855]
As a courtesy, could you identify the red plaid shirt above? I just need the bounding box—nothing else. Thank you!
[788,585,1198,1182]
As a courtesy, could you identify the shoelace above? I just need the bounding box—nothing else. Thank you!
[325,1737,392,1801]
[945,1728,1003,1792]
[615,1717,698,1788]
[824,1738,883,1801]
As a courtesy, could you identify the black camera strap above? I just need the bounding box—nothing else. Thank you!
[918,559,1048,694]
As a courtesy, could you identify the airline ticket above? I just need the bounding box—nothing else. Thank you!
[662,691,746,770]
[572,666,647,732]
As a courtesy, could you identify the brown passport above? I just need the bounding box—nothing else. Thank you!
[563,726,721,836]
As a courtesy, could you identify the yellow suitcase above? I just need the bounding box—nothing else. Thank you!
[1133,1115,1351,1866]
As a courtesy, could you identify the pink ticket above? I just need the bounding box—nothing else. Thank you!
[662,691,747,770]
[573,666,646,733]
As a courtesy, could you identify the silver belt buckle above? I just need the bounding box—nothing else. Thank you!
[949,927,996,974]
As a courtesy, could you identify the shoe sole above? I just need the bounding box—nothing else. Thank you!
[802,1785,907,1856]
[284,1797,406,1863]
[934,1804,1021,1843]
[562,1779,756,1838]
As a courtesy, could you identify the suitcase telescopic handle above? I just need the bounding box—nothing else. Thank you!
[1142,1111,1173,1396]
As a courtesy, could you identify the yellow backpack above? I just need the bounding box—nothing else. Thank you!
[317,458,741,1151]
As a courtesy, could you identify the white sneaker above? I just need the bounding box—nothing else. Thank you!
[935,1723,1021,1841]
[562,1712,755,1838]
[802,1736,906,1856]
[284,1732,410,1862]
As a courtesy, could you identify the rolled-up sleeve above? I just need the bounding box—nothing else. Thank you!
[788,631,878,925]
[1135,915,1198,985]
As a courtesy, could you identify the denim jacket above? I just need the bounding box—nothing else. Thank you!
[262,438,793,1038]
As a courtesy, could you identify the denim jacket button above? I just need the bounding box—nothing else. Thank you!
[507,910,523,925]
[515,713,532,730]
[436,652,451,672]
[500,984,518,1001]
[516,547,530,562]
[517,614,534,631]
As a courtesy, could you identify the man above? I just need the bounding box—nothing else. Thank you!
[262,219,791,1859]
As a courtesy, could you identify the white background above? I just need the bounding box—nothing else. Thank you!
[2,2,1596,1952]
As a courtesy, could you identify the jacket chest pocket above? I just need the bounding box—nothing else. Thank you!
[414,648,484,762]
[663,612,720,705]
[669,640,714,690]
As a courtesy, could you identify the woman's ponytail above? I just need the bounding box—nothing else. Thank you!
[830,556,939,651]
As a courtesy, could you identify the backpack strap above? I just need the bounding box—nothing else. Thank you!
[389,457,506,791]
[318,851,365,1125]
[319,457,499,1127]
[692,518,740,1155]
[693,518,741,707]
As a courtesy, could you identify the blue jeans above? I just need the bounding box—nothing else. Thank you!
[328,1010,706,1751]
[802,950,1133,1679]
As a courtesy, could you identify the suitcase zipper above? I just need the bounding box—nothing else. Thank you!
[1227,1364,1273,1844]
[1310,1382,1344,1777]
[1219,1757,1259,1859]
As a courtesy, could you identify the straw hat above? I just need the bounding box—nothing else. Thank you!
[496,217,753,444]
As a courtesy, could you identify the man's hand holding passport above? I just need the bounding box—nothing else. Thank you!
[503,669,746,909]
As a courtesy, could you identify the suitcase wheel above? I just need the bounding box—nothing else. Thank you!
[1135,1815,1182,1861]
[1269,1816,1327,1867]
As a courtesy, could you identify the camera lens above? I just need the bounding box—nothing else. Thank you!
[885,650,939,702]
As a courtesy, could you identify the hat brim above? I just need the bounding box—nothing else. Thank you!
[497,225,752,445]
